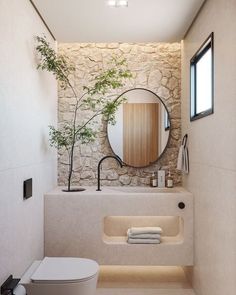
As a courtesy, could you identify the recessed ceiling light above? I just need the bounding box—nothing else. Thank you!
[107,0,116,7]
[106,0,128,7]
[117,0,128,7]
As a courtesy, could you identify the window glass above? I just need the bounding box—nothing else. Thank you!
[196,49,212,113]
[190,33,214,121]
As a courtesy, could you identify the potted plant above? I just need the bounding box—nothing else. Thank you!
[36,36,132,192]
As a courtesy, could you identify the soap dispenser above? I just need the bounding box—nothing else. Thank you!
[150,172,157,187]
[167,170,173,188]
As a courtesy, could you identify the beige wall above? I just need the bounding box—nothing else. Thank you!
[58,43,182,187]
[0,0,57,284]
[181,0,236,294]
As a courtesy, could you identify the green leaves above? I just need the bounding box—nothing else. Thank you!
[77,126,96,144]
[36,36,132,189]
[36,36,75,89]
[36,36,132,149]
[49,124,96,148]
[85,57,132,96]
[102,96,126,125]
[49,124,74,150]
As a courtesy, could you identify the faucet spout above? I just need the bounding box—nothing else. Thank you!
[97,155,123,191]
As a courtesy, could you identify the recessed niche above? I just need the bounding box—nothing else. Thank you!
[103,216,184,245]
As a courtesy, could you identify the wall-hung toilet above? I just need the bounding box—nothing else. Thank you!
[20,257,99,295]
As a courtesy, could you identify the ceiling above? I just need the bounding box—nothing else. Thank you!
[32,0,205,43]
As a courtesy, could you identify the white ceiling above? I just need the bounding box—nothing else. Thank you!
[32,0,205,43]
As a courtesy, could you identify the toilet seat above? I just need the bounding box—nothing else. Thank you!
[30,257,99,284]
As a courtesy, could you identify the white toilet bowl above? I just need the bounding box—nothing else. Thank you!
[20,257,99,295]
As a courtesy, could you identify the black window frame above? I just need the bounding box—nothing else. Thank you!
[190,32,214,121]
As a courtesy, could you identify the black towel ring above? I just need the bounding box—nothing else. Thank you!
[182,134,188,148]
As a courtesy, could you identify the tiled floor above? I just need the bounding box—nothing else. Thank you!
[97,266,195,295]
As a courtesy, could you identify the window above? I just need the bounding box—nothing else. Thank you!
[190,32,214,121]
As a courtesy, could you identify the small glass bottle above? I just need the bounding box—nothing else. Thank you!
[167,170,173,188]
[150,172,157,187]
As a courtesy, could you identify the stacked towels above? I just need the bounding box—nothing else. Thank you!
[127,227,163,244]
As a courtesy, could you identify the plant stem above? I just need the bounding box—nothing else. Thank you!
[67,90,88,190]
[56,65,88,190]
[36,38,131,191]
[67,146,73,191]
[75,109,103,135]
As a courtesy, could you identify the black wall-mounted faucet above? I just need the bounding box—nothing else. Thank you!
[97,155,123,191]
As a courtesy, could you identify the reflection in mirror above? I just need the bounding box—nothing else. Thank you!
[107,88,170,168]
[164,109,170,131]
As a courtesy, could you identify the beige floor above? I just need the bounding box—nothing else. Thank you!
[97,266,195,295]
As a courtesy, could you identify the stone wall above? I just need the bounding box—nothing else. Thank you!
[58,43,182,187]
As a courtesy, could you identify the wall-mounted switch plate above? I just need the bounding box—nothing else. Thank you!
[23,178,32,199]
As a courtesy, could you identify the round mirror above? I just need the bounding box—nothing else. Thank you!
[107,88,170,168]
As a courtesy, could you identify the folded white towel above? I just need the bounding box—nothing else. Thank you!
[183,147,189,174]
[177,145,184,170]
[127,238,161,244]
[128,233,161,239]
[127,227,163,235]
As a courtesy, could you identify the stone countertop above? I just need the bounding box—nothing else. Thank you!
[45,186,192,196]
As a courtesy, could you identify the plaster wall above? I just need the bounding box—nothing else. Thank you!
[0,0,57,284]
[182,0,236,294]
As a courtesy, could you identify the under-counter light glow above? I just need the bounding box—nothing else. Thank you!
[106,0,128,7]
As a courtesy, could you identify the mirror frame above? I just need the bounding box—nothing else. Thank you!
[107,87,171,168]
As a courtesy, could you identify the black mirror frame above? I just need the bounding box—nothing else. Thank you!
[106,87,171,168]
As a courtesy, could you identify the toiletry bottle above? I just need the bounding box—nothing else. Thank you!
[167,170,173,188]
[150,172,157,187]
[158,170,165,188]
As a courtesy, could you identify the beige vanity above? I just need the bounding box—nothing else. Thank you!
[44,187,193,266]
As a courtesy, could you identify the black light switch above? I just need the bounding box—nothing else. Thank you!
[23,178,32,199]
